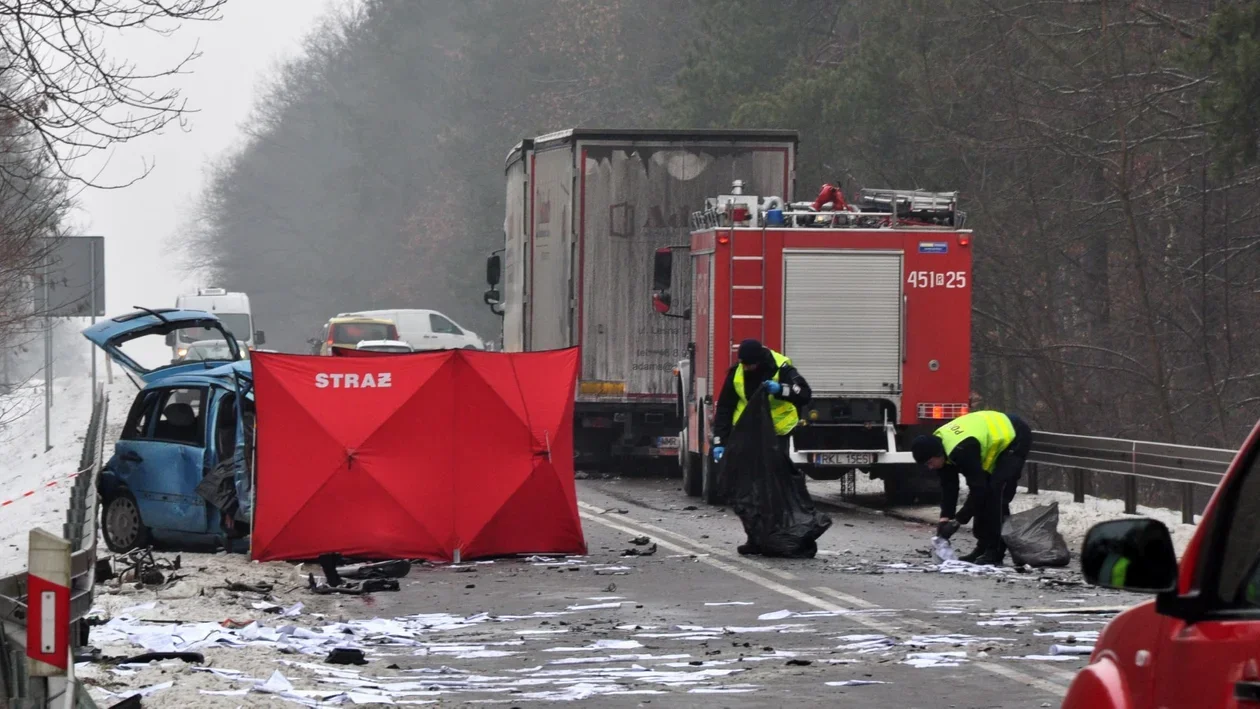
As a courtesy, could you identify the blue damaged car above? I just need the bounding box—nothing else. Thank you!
[83,308,255,552]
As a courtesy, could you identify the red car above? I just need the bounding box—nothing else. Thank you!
[1064,420,1260,708]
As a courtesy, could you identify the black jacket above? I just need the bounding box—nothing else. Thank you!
[938,438,986,520]
[712,348,812,443]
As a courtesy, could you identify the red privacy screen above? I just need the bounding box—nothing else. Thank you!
[248,348,585,562]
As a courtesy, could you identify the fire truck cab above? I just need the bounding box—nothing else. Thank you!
[654,182,973,504]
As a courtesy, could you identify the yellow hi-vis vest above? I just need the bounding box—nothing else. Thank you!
[933,411,1016,473]
[732,350,800,436]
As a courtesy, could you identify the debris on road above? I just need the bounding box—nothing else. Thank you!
[325,648,368,665]
[630,535,651,545]
[621,543,657,557]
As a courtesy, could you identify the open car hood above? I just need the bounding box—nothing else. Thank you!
[81,308,242,384]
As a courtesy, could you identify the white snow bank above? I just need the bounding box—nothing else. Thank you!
[0,374,134,576]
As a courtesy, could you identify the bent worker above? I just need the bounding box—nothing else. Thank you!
[911,411,1034,565]
[711,339,813,555]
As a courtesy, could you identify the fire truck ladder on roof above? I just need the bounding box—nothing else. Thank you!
[729,225,766,356]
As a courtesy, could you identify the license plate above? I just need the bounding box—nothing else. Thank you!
[812,452,875,466]
[656,436,681,449]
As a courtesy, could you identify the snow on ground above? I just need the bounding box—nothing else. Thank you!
[0,372,136,576]
[827,471,1200,557]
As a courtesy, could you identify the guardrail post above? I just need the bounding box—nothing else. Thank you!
[1073,468,1085,504]
[1026,463,1038,494]
[1182,483,1195,525]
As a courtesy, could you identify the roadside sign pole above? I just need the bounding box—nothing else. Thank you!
[44,253,52,452]
[26,528,71,681]
[89,241,97,393]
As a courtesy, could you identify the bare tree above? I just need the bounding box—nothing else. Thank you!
[0,0,224,413]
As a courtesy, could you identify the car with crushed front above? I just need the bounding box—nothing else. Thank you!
[83,308,255,553]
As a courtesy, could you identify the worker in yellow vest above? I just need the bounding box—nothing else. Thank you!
[711,339,813,555]
[911,411,1033,565]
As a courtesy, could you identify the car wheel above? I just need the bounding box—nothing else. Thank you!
[102,493,151,553]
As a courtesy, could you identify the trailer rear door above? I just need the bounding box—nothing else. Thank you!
[782,251,903,394]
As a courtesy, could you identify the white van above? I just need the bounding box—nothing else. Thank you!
[173,288,264,359]
[339,309,483,351]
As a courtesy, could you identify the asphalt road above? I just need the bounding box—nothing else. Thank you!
[354,476,1139,708]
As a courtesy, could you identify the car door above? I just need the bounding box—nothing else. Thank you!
[1149,440,1260,707]
[429,312,466,349]
[117,386,211,534]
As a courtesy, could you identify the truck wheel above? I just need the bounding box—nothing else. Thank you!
[683,451,702,497]
[102,492,151,553]
[881,464,928,506]
[681,426,702,497]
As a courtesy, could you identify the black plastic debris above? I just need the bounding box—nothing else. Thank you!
[336,557,412,580]
[113,651,205,665]
[106,696,141,709]
[326,648,368,666]
[719,388,832,558]
[223,579,274,594]
[621,544,657,557]
[308,557,401,595]
[629,536,651,546]
[1001,503,1071,568]
[109,548,181,586]
[786,658,812,666]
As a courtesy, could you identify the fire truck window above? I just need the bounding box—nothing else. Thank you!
[1214,449,1260,606]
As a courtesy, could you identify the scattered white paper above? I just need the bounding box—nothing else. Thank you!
[901,651,968,669]
[705,601,754,606]
[758,609,793,621]
[566,602,623,611]
[1050,644,1095,656]
[827,680,888,687]
[258,670,295,694]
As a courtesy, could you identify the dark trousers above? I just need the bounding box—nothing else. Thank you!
[961,416,1033,551]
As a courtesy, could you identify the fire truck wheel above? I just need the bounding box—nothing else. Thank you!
[881,465,925,506]
[683,452,702,497]
[682,429,702,497]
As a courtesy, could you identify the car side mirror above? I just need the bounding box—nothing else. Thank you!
[486,254,502,286]
[165,332,176,346]
[1081,519,1178,594]
[254,330,266,346]
[483,289,502,306]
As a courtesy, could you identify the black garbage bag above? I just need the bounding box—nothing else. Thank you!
[1001,502,1071,567]
[719,387,832,557]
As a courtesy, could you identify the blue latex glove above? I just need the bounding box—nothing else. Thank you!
[712,446,725,462]
[765,380,783,396]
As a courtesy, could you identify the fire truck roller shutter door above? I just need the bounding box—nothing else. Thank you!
[783,251,904,394]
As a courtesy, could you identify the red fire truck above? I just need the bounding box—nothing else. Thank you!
[652,182,972,504]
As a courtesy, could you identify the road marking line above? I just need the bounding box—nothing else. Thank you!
[578,506,1071,697]
[577,501,797,580]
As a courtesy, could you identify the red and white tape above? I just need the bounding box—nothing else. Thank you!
[0,471,82,507]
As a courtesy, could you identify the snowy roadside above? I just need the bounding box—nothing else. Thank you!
[812,473,1201,558]
[0,373,136,576]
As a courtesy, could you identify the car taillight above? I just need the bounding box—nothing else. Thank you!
[918,403,969,420]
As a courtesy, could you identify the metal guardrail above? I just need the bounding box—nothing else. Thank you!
[0,383,107,707]
[1026,430,1237,525]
